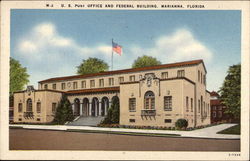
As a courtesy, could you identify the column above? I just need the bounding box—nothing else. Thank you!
[89,102,92,116]
[99,101,102,116]
[104,101,107,116]
[95,101,98,117]
[71,103,75,115]
[80,103,83,116]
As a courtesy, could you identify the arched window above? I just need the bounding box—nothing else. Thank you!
[26,98,32,112]
[144,91,155,109]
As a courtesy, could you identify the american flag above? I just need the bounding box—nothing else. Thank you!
[112,41,122,55]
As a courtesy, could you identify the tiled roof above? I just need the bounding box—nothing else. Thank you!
[66,87,119,95]
[39,59,205,83]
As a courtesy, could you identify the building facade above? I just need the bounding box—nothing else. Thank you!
[13,59,211,127]
[210,91,230,123]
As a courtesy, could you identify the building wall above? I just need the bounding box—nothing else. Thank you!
[13,90,62,123]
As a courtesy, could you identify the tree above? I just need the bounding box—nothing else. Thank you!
[77,57,109,75]
[53,94,74,125]
[132,55,161,68]
[175,119,188,129]
[10,57,29,95]
[101,100,120,124]
[219,64,241,122]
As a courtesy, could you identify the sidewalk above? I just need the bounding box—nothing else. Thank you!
[10,123,240,139]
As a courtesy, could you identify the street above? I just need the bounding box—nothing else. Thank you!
[9,129,240,151]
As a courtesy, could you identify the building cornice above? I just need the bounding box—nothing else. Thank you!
[66,87,120,95]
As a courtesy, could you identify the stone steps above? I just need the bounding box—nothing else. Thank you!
[67,116,105,126]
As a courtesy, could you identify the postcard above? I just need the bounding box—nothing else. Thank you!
[0,0,249,160]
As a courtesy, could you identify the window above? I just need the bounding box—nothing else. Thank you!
[161,72,168,79]
[119,77,124,83]
[18,103,22,112]
[81,81,86,88]
[18,118,22,121]
[99,79,104,87]
[191,98,193,112]
[186,96,189,111]
[52,84,56,90]
[26,99,32,112]
[203,75,206,85]
[129,119,135,123]
[52,103,57,113]
[198,70,200,81]
[208,103,210,113]
[213,111,216,117]
[90,80,95,88]
[44,84,48,89]
[164,96,172,111]
[144,91,155,109]
[201,72,203,83]
[129,75,135,82]
[129,98,136,111]
[109,78,114,86]
[218,111,222,118]
[177,70,185,77]
[37,118,41,121]
[165,119,172,123]
[61,83,65,90]
[36,102,41,113]
[73,82,78,89]
[198,100,200,113]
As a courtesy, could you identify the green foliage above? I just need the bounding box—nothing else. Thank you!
[217,124,240,135]
[219,64,241,121]
[10,57,29,95]
[132,55,161,68]
[77,57,109,75]
[53,95,74,125]
[101,100,120,124]
[175,119,188,129]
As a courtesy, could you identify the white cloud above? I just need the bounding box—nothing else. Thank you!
[130,29,213,63]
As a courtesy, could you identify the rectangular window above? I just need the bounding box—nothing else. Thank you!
[52,103,57,113]
[198,70,200,81]
[129,75,135,82]
[90,80,95,88]
[203,75,206,85]
[18,118,22,121]
[81,81,86,88]
[201,72,203,83]
[73,82,78,89]
[161,72,168,79]
[129,119,135,123]
[164,96,172,111]
[18,103,22,112]
[118,77,124,83]
[208,103,210,113]
[129,98,136,111]
[99,79,104,87]
[145,98,149,109]
[186,96,189,111]
[37,118,41,121]
[213,111,216,117]
[165,119,172,123]
[191,98,193,112]
[177,70,185,77]
[37,102,41,113]
[109,78,114,86]
[52,84,56,90]
[44,84,48,89]
[218,111,222,118]
[198,100,200,113]
[61,83,65,90]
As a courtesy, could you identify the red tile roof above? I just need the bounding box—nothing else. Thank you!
[39,59,205,83]
[66,87,119,94]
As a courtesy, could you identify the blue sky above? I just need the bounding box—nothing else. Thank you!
[11,10,241,91]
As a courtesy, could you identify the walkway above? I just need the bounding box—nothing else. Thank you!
[10,123,240,139]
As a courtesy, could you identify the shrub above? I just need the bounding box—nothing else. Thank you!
[175,119,188,129]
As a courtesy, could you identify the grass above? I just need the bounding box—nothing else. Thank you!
[217,124,240,135]
[66,129,180,137]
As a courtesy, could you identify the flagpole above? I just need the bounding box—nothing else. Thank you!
[111,38,113,71]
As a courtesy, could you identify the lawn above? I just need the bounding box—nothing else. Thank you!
[217,124,240,135]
